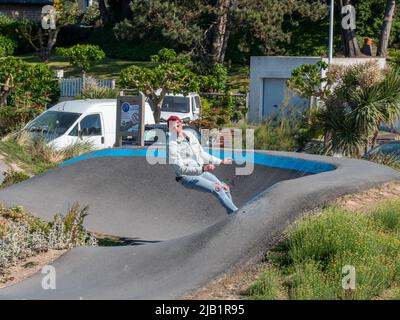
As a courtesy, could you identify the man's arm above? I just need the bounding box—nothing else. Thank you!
[200,148,223,165]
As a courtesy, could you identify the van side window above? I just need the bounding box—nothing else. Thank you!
[80,114,102,136]
[191,97,196,112]
[194,96,201,110]
[69,124,78,136]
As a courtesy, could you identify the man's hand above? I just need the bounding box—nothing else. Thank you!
[203,164,216,171]
[221,158,233,165]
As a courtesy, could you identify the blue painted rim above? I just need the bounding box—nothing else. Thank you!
[61,148,336,174]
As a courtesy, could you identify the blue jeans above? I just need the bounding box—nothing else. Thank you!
[180,172,239,214]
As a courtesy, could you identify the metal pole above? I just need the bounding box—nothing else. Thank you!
[328,0,334,64]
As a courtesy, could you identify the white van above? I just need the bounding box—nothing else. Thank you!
[24,99,155,150]
[152,92,201,123]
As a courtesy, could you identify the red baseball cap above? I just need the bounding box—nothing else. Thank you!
[167,115,182,127]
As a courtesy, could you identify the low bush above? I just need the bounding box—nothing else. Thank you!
[246,202,400,300]
[0,106,44,136]
[1,169,30,188]
[79,76,119,99]
[0,35,16,56]
[0,57,60,116]
[0,16,32,54]
[56,44,105,73]
[0,202,97,276]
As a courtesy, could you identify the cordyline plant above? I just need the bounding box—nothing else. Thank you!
[288,61,400,157]
[119,48,200,123]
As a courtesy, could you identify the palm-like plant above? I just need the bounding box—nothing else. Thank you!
[349,65,400,152]
[321,63,400,157]
[288,61,400,158]
[317,105,364,157]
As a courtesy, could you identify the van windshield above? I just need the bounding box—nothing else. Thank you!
[161,96,190,113]
[26,111,81,140]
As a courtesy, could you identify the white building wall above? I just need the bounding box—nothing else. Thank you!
[249,56,387,123]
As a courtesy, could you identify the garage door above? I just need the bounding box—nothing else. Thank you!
[262,78,309,119]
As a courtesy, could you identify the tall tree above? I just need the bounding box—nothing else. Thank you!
[339,0,362,57]
[377,0,396,57]
[210,0,233,64]
[119,49,200,123]
[98,0,111,25]
[114,0,327,65]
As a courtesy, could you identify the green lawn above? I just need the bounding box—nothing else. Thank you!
[227,64,250,93]
[17,53,154,80]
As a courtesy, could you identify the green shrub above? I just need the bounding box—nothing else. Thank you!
[0,56,60,110]
[56,44,105,73]
[254,125,298,152]
[0,202,97,276]
[199,64,228,93]
[0,15,32,54]
[389,50,400,65]
[0,106,44,136]
[0,35,16,56]
[1,169,30,188]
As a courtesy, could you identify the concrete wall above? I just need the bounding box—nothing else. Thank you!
[249,56,387,123]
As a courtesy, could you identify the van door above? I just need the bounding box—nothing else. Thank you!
[78,113,105,149]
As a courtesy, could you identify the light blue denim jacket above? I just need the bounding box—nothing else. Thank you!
[168,131,222,177]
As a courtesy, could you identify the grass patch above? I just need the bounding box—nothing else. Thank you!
[1,170,30,188]
[227,64,249,93]
[17,53,154,80]
[246,201,400,300]
[235,121,300,152]
[0,131,93,176]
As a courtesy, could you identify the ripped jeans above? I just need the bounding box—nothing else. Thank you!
[179,172,239,214]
